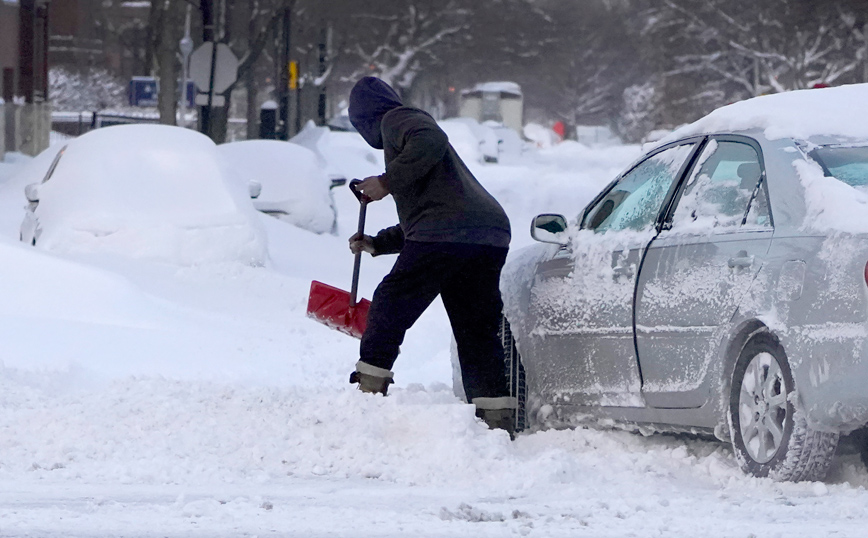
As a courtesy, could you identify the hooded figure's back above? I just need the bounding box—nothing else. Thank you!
[348,77,510,249]
[349,77,403,150]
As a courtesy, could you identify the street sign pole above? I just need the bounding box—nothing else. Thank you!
[179,5,193,128]
[199,0,214,136]
[279,7,291,140]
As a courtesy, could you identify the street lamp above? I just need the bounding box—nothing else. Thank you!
[179,5,194,127]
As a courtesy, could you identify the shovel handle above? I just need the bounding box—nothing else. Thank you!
[349,180,369,308]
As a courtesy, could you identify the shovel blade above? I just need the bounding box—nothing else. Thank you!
[306,280,371,339]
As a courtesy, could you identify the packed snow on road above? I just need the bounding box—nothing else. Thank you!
[2,116,868,538]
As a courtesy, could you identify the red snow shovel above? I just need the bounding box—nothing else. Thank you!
[306,180,372,339]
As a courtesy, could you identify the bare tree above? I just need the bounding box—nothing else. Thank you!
[149,0,186,125]
[651,0,864,97]
[335,0,470,94]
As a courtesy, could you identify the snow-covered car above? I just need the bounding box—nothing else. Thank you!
[440,117,500,163]
[19,124,267,266]
[495,83,868,481]
[218,139,339,235]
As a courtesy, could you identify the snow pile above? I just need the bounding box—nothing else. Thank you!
[796,158,868,234]
[667,83,868,141]
[218,139,336,234]
[23,124,267,265]
[523,122,561,149]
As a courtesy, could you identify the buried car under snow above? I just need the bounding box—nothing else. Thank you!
[493,83,868,481]
[217,139,341,235]
[19,124,267,265]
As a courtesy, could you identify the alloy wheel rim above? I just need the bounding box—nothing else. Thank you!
[738,352,789,464]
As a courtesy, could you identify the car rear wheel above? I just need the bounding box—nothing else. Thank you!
[500,316,527,434]
[729,332,838,481]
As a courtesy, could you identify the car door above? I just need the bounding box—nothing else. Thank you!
[525,141,700,408]
[635,136,774,408]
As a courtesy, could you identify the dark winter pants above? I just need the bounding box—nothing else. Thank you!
[359,240,510,402]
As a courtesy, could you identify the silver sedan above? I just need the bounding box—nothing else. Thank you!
[499,128,868,481]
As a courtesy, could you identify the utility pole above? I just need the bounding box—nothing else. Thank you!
[317,25,329,126]
[199,0,217,136]
[17,0,49,155]
[18,0,35,104]
[279,7,291,140]
[179,5,193,128]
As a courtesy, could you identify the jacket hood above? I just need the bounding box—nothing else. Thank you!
[349,77,403,149]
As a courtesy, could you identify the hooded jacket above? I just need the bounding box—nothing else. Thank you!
[349,77,510,255]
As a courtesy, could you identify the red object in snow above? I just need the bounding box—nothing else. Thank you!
[306,180,372,340]
[307,280,371,339]
[552,121,565,140]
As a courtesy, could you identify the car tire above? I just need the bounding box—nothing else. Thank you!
[500,316,527,433]
[728,332,838,481]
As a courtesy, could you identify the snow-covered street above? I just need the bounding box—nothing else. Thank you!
[3,137,868,537]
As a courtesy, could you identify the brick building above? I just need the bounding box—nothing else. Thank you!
[48,0,150,79]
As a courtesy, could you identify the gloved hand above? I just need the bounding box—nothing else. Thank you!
[356,175,389,201]
[349,232,376,255]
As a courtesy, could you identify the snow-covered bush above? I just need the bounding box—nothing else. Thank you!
[49,66,128,111]
[616,82,660,144]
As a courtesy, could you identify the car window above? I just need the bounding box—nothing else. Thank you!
[670,140,770,232]
[585,143,695,233]
[809,145,868,188]
[42,146,67,184]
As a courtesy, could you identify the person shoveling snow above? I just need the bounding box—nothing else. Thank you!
[346,76,516,437]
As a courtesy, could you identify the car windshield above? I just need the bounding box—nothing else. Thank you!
[809,145,868,188]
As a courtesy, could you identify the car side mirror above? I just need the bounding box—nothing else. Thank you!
[531,213,569,246]
[248,180,262,199]
[25,184,40,203]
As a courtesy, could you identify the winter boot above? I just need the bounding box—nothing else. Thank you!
[349,361,394,395]
[473,397,518,440]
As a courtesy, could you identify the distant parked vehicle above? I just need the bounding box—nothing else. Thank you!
[478,84,868,482]
[20,124,266,266]
[218,139,341,235]
[439,117,499,163]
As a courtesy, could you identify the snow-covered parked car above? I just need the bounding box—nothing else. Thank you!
[218,139,339,235]
[493,83,868,482]
[19,124,267,265]
[440,117,500,163]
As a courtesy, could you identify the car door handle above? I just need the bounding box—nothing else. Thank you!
[728,255,754,268]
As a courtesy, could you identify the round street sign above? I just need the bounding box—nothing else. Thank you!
[189,43,239,94]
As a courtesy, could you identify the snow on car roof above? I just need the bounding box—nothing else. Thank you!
[666,83,868,142]
[33,124,267,265]
[461,81,522,97]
